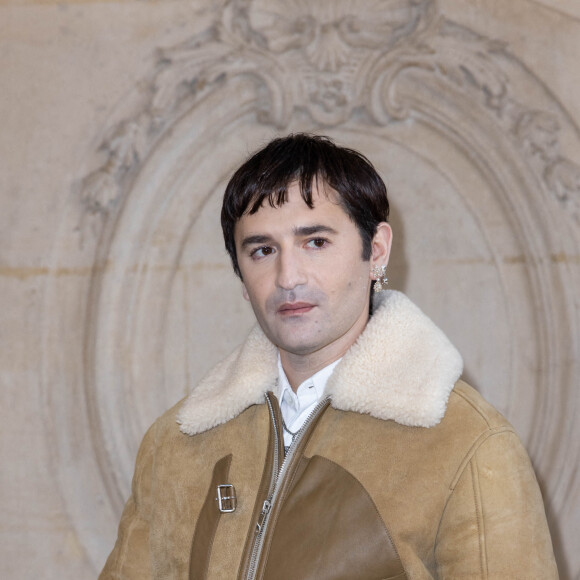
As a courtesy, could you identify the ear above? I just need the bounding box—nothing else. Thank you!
[369,222,393,276]
[242,282,250,302]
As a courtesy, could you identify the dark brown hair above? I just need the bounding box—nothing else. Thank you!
[221,133,389,278]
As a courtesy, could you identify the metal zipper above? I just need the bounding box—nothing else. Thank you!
[245,395,279,580]
[245,394,330,580]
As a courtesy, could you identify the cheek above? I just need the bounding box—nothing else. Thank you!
[243,277,273,311]
[342,263,370,286]
[327,273,367,300]
[240,268,268,297]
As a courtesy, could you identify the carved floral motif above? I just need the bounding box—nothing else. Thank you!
[80,0,580,223]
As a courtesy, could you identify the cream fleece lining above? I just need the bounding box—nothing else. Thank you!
[176,290,463,435]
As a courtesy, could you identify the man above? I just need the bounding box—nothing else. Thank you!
[100,134,558,579]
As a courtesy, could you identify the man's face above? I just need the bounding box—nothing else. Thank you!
[234,181,391,364]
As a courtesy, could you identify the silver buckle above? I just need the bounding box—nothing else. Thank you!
[216,484,237,513]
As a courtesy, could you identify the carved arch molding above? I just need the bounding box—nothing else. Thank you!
[43,0,580,575]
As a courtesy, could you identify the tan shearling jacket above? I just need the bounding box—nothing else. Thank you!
[100,291,558,579]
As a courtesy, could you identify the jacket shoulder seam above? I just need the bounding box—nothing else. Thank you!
[451,385,495,428]
[449,426,514,490]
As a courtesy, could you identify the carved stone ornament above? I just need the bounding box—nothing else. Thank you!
[80,0,580,225]
[43,0,580,574]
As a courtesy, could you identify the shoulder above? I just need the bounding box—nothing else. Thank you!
[389,379,525,481]
[445,379,515,434]
[440,380,537,488]
[447,380,512,426]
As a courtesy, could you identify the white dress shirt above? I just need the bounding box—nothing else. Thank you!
[277,354,341,451]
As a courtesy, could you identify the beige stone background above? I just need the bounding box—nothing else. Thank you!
[1,0,579,578]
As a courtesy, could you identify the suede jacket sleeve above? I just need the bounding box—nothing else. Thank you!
[435,428,559,578]
[99,422,157,580]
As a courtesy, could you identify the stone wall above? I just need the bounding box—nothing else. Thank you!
[1,0,579,577]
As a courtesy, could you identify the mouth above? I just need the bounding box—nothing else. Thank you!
[277,302,315,316]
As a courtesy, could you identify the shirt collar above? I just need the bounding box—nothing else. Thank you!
[276,353,342,403]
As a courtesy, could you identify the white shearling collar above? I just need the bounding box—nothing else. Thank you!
[176,290,463,435]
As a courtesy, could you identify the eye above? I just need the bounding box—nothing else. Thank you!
[250,246,275,259]
[306,238,328,249]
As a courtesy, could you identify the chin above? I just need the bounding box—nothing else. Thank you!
[264,323,327,356]
[276,338,323,356]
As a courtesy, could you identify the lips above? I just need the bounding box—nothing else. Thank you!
[277,302,315,316]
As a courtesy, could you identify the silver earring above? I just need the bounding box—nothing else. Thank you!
[372,265,388,293]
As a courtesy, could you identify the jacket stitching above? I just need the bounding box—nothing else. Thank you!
[471,458,488,579]
[449,427,513,490]
[453,386,493,428]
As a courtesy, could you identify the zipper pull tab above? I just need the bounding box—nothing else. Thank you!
[256,499,271,533]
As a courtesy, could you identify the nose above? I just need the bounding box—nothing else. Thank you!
[276,249,307,290]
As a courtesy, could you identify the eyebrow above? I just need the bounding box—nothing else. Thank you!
[240,234,273,249]
[293,224,338,237]
[240,225,338,249]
